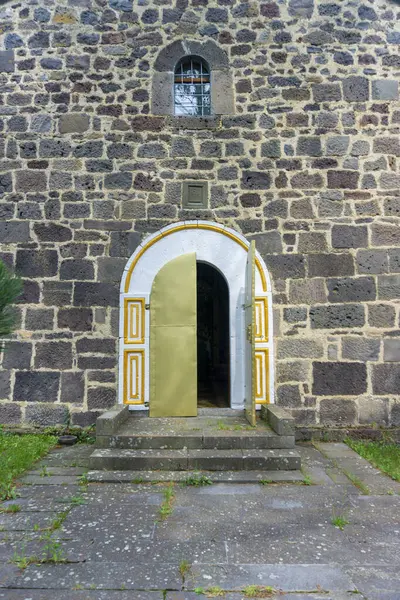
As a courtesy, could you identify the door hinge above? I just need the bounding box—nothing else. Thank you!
[145,304,150,310]
[246,324,253,343]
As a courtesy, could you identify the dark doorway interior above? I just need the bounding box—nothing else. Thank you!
[196,262,230,408]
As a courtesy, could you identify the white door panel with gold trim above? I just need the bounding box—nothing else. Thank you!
[254,292,271,406]
[119,293,149,406]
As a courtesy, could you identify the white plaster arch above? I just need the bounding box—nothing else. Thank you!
[119,221,274,411]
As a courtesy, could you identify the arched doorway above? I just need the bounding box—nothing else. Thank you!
[197,262,230,408]
[119,221,274,417]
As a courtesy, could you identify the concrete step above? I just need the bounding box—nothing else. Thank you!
[96,432,295,450]
[89,448,301,471]
[87,470,306,484]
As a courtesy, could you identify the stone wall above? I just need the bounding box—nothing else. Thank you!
[0,0,399,428]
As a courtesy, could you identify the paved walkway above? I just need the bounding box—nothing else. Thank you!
[1,442,400,599]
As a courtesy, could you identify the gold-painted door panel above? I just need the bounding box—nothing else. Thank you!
[150,253,197,417]
[244,241,256,426]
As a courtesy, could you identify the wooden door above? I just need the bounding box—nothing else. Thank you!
[244,241,256,426]
[150,253,197,417]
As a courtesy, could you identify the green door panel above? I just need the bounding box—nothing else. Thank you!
[150,253,197,417]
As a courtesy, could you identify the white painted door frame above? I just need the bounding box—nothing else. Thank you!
[119,221,274,411]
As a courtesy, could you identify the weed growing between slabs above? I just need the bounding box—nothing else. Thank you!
[194,586,277,598]
[0,428,57,500]
[346,439,400,482]
[183,472,212,487]
[159,483,175,520]
[331,510,350,531]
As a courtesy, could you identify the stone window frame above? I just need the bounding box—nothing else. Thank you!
[152,39,234,118]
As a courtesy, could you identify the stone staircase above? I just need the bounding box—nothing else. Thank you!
[88,405,302,480]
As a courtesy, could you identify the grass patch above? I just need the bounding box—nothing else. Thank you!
[11,532,66,570]
[43,425,96,444]
[49,510,70,531]
[216,421,231,431]
[179,559,191,583]
[0,430,56,500]
[205,586,225,597]
[0,503,21,514]
[331,513,349,531]
[158,483,175,520]
[183,472,212,487]
[346,439,400,482]
[242,585,277,597]
[342,469,370,495]
[131,477,144,484]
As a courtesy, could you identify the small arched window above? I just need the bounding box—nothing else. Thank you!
[174,56,211,117]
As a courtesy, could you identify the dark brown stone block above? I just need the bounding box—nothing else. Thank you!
[327,277,376,303]
[35,342,73,370]
[241,171,271,190]
[327,170,359,189]
[58,308,93,331]
[308,253,354,277]
[310,304,365,329]
[0,370,11,399]
[74,283,119,307]
[87,387,116,409]
[332,225,368,249]
[0,403,22,424]
[313,362,367,396]
[264,254,305,279]
[14,372,59,402]
[26,404,69,426]
[2,342,32,369]
[16,250,58,278]
[60,372,84,404]
[277,384,302,407]
[372,364,400,395]
[319,398,357,425]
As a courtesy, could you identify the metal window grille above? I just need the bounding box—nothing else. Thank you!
[174,56,211,117]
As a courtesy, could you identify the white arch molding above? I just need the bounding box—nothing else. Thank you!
[119,221,274,412]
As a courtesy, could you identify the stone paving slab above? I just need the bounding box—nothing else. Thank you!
[84,539,227,564]
[314,443,400,495]
[35,446,93,468]
[346,565,400,598]
[60,513,157,541]
[87,470,305,483]
[0,537,88,564]
[0,512,59,531]
[2,441,400,598]
[0,592,163,599]
[117,416,272,435]
[2,495,80,512]
[19,475,81,486]
[78,488,164,507]
[169,596,359,600]
[299,445,340,486]
[12,485,82,501]
[28,467,87,476]
[0,564,20,588]
[0,594,363,600]
[9,562,182,590]
[185,564,357,592]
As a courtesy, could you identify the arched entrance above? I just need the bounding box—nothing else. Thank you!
[197,262,230,408]
[119,221,274,417]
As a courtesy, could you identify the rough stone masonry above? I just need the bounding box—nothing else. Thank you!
[0,0,399,429]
